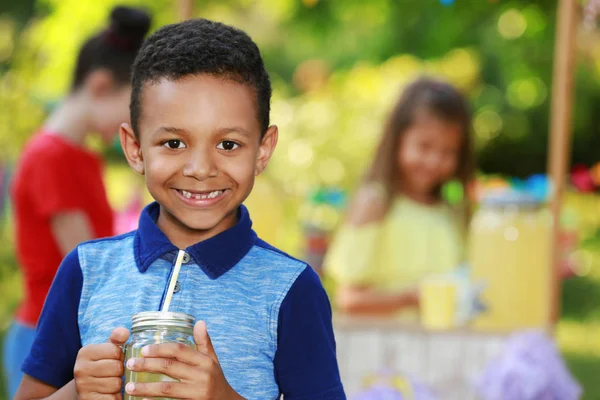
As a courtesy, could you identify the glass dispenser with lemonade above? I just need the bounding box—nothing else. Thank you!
[468,190,552,331]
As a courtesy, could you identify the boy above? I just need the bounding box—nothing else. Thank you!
[16,18,346,400]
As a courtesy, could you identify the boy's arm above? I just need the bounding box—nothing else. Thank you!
[17,329,130,400]
[16,249,83,398]
[274,266,346,400]
[14,377,76,400]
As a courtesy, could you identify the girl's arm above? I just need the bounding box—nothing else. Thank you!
[332,183,415,315]
[336,284,419,315]
[50,212,93,256]
[14,377,76,400]
[344,183,388,226]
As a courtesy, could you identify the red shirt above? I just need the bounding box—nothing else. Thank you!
[11,132,114,326]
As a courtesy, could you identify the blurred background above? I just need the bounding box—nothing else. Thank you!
[1,0,600,399]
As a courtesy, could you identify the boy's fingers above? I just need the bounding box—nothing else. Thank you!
[79,394,118,400]
[125,381,187,399]
[194,320,219,364]
[126,357,195,381]
[88,393,121,400]
[80,343,123,361]
[140,343,212,368]
[78,376,123,395]
[88,359,125,377]
[108,327,130,346]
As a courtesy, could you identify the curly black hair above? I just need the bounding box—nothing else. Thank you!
[130,18,272,137]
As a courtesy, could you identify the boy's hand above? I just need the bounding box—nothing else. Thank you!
[125,321,244,400]
[74,327,129,399]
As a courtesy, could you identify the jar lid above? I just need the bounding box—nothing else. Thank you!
[132,311,196,329]
[480,189,541,208]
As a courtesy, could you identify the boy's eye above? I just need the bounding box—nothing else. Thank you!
[163,140,186,149]
[217,141,239,151]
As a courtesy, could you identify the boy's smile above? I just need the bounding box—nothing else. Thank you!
[120,74,278,249]
[175,188,227,205]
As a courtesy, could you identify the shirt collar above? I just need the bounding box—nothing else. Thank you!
[133,202,257,279]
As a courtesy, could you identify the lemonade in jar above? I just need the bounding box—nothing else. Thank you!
[124,311,196,400]
[468,191,552,331]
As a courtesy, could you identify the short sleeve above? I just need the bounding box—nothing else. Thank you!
[324,223,382,285]
[22,248,83,388]
[27,151,84,217]
[274,266,346,399]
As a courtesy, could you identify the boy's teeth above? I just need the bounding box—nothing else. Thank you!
[181,190,223,200]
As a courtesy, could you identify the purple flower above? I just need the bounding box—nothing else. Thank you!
[353,370,439,400]
[476,330,582,400]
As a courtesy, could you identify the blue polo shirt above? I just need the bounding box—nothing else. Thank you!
[22,202,345,399]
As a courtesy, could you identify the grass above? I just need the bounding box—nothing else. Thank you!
[564,353,600,400]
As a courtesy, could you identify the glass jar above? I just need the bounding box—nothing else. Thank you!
[124,311,196,400]
[468,191,552,331]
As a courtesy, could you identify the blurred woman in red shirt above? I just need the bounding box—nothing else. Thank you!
[4,6,151,398]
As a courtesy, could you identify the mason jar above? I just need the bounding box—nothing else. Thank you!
[124,311,196,400]
[468,191,552,331]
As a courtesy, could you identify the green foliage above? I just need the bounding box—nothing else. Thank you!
[0,217,19,331]
[1,1,600,399]
[0,212,19,400]
[564,352,600,400]
[1,0,599,172]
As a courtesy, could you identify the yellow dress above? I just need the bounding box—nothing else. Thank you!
[325,196,464,293]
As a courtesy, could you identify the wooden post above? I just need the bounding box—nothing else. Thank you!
[178,0,194,21]
[548,0,578,325]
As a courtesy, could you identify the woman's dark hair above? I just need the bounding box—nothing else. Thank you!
[71,6,151,91]
[366,76,475,227]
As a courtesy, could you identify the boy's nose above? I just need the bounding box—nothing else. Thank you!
[182,150,218,180]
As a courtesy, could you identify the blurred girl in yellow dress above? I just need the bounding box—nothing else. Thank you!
[325,77,475,316]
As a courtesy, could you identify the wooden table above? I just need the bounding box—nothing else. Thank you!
[334,315,511,399]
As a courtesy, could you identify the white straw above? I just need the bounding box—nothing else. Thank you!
[161,249,186,312]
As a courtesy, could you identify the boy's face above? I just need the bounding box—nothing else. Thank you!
[120,74,278,247]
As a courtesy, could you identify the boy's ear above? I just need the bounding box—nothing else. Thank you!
[119,123,145,175]
[255,125,278,176]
